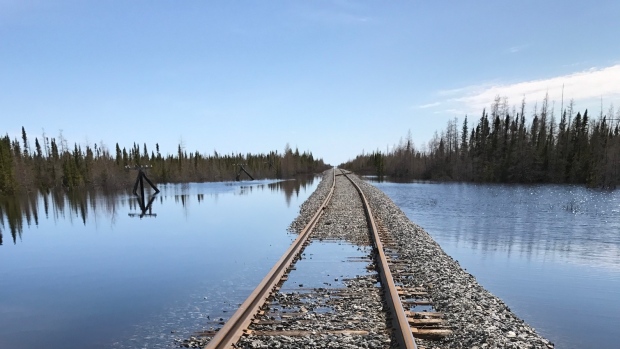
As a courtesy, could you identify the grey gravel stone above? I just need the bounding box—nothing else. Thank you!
[182,169,553,349]
[347,172,554,349]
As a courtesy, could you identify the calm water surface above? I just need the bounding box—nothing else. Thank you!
[371,180,620,349]
[0,178,319,349]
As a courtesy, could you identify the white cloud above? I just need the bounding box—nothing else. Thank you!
[451,64,620,114]
[505,44,528,54]
[562,61,588,68]
[445,109,467,115]
[418,102,440,109]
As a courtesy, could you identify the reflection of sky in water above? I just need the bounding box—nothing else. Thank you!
[282,242,372,290]
[373,182,620,271]
[372,180,620,349]
[0,177,318,349]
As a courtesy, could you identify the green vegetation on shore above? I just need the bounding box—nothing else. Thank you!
[342,96,620,188]
[0,129,328,194]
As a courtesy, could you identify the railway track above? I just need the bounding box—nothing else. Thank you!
[200,169,450,349]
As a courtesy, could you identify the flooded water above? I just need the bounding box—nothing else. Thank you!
[0,178,318,349]
[370,180,620,349]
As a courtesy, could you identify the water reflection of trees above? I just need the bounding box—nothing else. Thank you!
[128,195,158,218]
[268,175,316,207]
[0,189,120,245]
[0,178,319,245]
[235,176,317,206]
[385,183,620,271]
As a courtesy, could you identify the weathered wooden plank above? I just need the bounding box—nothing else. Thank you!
[408,318,445,325]
[406,311,444,318]
[401,299,433,305]
[410,328,453,339]
[194,330,219,337]
[246,329,370,336]
[397,291,429,297]
[396,286,427,291]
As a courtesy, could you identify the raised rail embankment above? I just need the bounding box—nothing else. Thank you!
[290,169,554,349]
[181,168,553,349]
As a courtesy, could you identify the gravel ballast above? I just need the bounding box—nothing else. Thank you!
[235,171,393,348]
[345,171,554,349]
[181,169,554,348]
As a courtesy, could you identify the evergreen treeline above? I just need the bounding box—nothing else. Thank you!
[342,96,620,188]
[0,128,328,194]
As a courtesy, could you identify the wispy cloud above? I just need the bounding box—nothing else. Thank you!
[449,64,620,113]
[438,85,492,97]
[433,108,466,115]
[562,61,588,68]
[505,44,528,54]
[418,102,440,109]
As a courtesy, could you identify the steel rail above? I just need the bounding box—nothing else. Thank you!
[342,170,418,349]
[204,169,336,349]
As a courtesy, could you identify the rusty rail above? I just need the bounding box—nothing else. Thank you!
[342,170,418,349]
[204,169,336,349]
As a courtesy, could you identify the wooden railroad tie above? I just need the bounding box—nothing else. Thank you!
[244,329,370,337]
[410,328,453,339]
[405,311,452,339]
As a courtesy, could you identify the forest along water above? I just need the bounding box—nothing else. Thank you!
[0,177,319,349]
[370,179,620,349]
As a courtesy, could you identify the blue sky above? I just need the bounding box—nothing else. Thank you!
[2,1,619,165]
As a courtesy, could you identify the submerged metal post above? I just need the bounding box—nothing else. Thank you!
[234,164,255,181]
[127,164,159,219]
[127,165,159,194]
[139,171,145,199]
